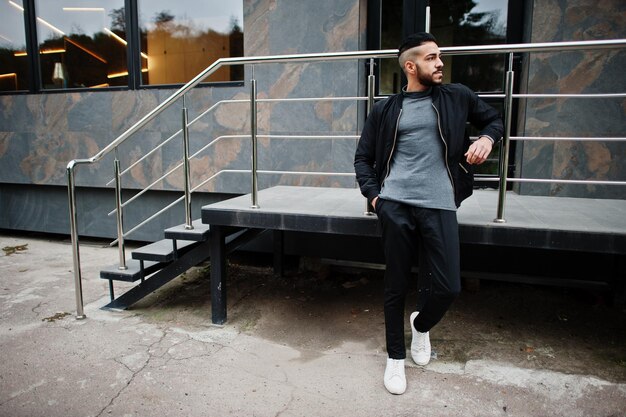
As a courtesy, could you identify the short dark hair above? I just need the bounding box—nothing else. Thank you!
[398,32,438,57]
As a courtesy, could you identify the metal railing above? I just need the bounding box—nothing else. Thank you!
[66,38,626,318]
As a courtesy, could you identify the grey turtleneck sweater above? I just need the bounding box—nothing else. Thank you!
[379,88,456,211]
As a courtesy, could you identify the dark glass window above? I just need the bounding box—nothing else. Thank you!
[379,0,403,95]
[1,0,244,93]
[380,0,508,94]
[0,0,29,91]
[137,1,244,85]
[431,0,508,92]
[379,0,511,181]
[34,0,127,89]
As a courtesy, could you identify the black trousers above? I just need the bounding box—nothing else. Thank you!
[376,199,461,360]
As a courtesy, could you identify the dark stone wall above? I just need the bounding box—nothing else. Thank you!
[517,0,625,198]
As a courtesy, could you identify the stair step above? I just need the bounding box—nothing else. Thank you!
[164,220,210,242]
[131,239,197,262]
[100,259,163,282]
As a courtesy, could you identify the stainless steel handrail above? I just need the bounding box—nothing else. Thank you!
[507,178,626,185]
[71,38,626,167]
[106,99,249,186]
[108,96,366,186]
[107,133,359,217]
[513,93,626,98]
[107,89,622,215]
[67,38,626,318]
[494,53,515,223]
[474,177,626,186]
[512,136,625,142]
[110,166,362,244]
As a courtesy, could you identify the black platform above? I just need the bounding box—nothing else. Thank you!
[202,186,626,254]
[201,186,626,324]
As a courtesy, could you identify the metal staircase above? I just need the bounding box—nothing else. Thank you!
[100,220,209,298]
[65,39,626,323]
[99,220,260,320]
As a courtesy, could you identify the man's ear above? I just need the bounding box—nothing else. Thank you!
[404,60,416,76]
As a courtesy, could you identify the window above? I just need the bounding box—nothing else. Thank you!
[377,0,516,181]
[430,0,508,92]
[0,0,244,93]
[380,0,509,95]
[138,0,244,85]
[0,0,28,91]
[379,0,403,95]
[34,0,127,89]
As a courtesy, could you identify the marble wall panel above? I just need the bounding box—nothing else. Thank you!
[272,0,359,54]
[244,0,272,56]
[332,137,359,174]
[186,87,253,193]
[0,95,35,132]
[67,92,112,132]
[0,132,32,183]
[519,0,626,199]
[111,90,161,135]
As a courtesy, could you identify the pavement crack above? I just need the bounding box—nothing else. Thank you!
[274,389,295,417]
[95,327,167,417]
[31,302,42,315]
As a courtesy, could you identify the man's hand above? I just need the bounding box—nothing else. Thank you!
[372,196,378,210]
[465,136,493,165]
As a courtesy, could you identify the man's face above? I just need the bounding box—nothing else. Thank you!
[410,41,444,87]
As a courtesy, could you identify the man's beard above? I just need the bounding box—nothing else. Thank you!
[418,71,443,87]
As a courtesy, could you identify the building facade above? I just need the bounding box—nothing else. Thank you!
[0,0,624,241]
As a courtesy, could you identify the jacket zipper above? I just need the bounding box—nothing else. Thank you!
[431,103,455,195]
[382,108,402,185]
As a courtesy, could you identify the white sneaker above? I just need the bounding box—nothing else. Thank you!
[383,358,406,395]
[410,311,431,366]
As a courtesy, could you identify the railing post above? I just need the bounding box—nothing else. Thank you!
[365,58,376,215]
[250,74,260,209]
[114,152,127,269]
[182,95,193,229]
[66,163,86,319]
[494,53,515,223]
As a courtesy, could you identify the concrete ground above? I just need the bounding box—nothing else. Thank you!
[0,233,625,417]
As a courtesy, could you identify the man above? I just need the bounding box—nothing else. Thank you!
[354,32,503,395]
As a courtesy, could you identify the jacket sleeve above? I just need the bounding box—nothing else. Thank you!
[466,86,504,144]
[354,104,382,204]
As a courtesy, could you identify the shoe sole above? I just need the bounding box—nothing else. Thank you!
[385,386,406,395]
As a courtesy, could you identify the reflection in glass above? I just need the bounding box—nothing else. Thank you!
[433,1,508,180]
[431,0,507,92]
[0,0,28,91]
[35,0,127,89]
[380,0,403,95]
[138,0,244,85]
[380,0,508,95]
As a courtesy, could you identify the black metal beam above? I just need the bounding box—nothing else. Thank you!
[125,0,141,89]
[210,225,227,324]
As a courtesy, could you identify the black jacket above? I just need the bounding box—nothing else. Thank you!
[354,83,504,208]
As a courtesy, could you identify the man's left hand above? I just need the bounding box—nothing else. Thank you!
[465,136,493,165]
